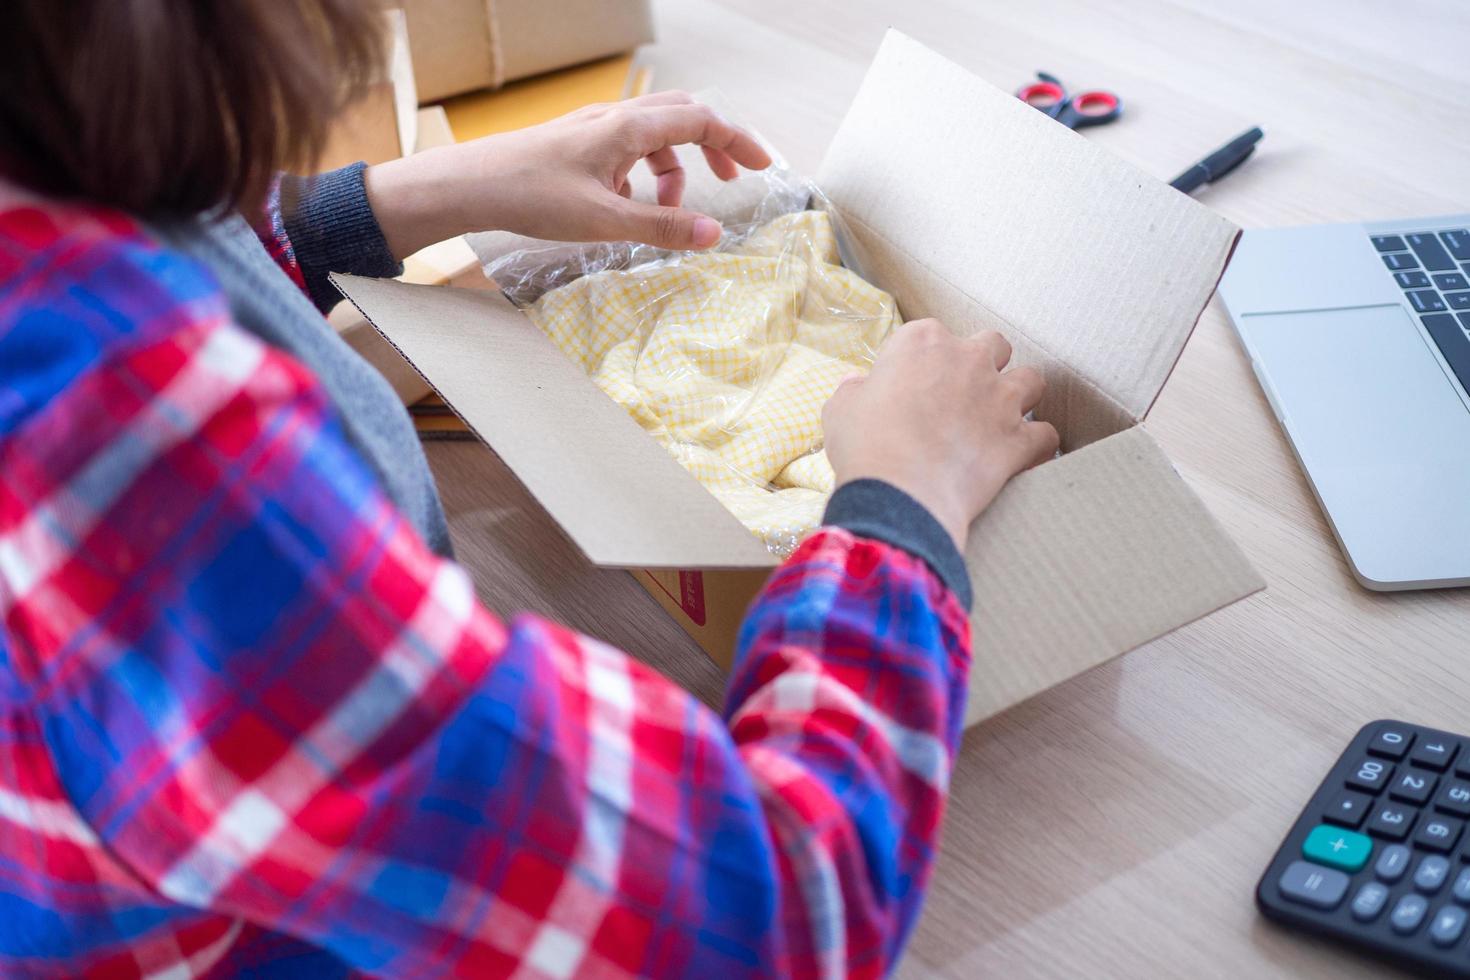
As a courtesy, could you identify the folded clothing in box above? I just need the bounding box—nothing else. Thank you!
[491,206,901,556]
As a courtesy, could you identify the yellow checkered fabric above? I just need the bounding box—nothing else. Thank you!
[527,210,902,555]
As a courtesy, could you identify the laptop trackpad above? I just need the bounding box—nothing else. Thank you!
[1239,304,1470,586]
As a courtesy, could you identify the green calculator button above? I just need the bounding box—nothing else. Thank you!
[1303,824,1373,871]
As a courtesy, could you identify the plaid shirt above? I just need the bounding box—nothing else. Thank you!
[0,198,971,978]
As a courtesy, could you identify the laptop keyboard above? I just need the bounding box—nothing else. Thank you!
[1372,229,1470,396]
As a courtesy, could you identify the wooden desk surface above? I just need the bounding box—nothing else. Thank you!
[426,1,1470,974]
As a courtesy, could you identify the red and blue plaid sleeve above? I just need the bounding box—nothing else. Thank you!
[0,207,972,978]
[252,176,309,294]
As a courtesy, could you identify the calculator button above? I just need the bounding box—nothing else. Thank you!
[1324,790,1372,828]
[1303,825,1373,872]
[1377,843,1412,882]
[1416,854,1452,893]
[1347,758,1394,793]
[1415,815,1464,852]
[1369,724,1415,760]
[1391,893,1430,934]
[1431,905,1469,947]
[1453,867,1470,904]
[1435,780,1470,817]
[1350,881,1390,921]
[1391,769,1438,805]
[1411,737,1459,772]
[1368,802,1417,841]
[1278,860,1348,910]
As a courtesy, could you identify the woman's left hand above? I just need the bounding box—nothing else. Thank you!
[365,91,772,260]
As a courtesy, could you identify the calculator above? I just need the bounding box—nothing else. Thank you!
[1258,720,1470,976]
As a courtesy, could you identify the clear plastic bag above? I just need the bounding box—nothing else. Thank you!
[482,158,902,557]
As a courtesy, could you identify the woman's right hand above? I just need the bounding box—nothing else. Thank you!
[823,319,1059,551]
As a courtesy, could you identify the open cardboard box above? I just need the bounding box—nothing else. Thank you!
[333,31,1265,727]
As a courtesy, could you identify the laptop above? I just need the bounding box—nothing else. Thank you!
[1218,218,1470,591]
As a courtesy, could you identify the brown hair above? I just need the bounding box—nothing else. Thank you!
[0,0,387,217]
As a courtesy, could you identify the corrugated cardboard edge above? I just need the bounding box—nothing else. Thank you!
[962,426,1265,726]
[1137,231,1242,421]
[331,273,779,570]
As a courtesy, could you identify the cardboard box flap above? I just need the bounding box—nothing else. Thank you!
[817,31,1239,422]
[331,274,778,570]
[962,426,1264,725]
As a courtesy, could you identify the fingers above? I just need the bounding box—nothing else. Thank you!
[973,329,1012,370]
[700,144,740,181]
[630,104,772,172]
[643,145,685,207]
[1021,419,1061,468]
[605,198,723,250]
[1004,365,1045,413]
[821,374,865,430]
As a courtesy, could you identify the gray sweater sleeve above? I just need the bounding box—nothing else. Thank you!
[822,479,973,610]
[280,162,403,313]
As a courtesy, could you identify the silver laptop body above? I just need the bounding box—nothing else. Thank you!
[1219,215,1470,590]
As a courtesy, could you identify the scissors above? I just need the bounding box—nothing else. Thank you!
[1015,71,1123,130]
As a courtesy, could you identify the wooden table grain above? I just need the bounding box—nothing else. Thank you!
[426,1,1470,974]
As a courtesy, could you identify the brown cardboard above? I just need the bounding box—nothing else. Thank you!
[636,569,771,669]
[334,31,1264,727]
[403,0,655,103]
[961,427,1260,725]
[328,230,486,404]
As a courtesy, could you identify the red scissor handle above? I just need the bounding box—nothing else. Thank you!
[1055,89,1122,129]
[1016,80,1066,112]
[1068,90,1120,118]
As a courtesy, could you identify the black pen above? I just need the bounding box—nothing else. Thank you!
[1170,127,1264,194]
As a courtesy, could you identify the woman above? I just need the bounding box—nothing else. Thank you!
[0,1,1058,977]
